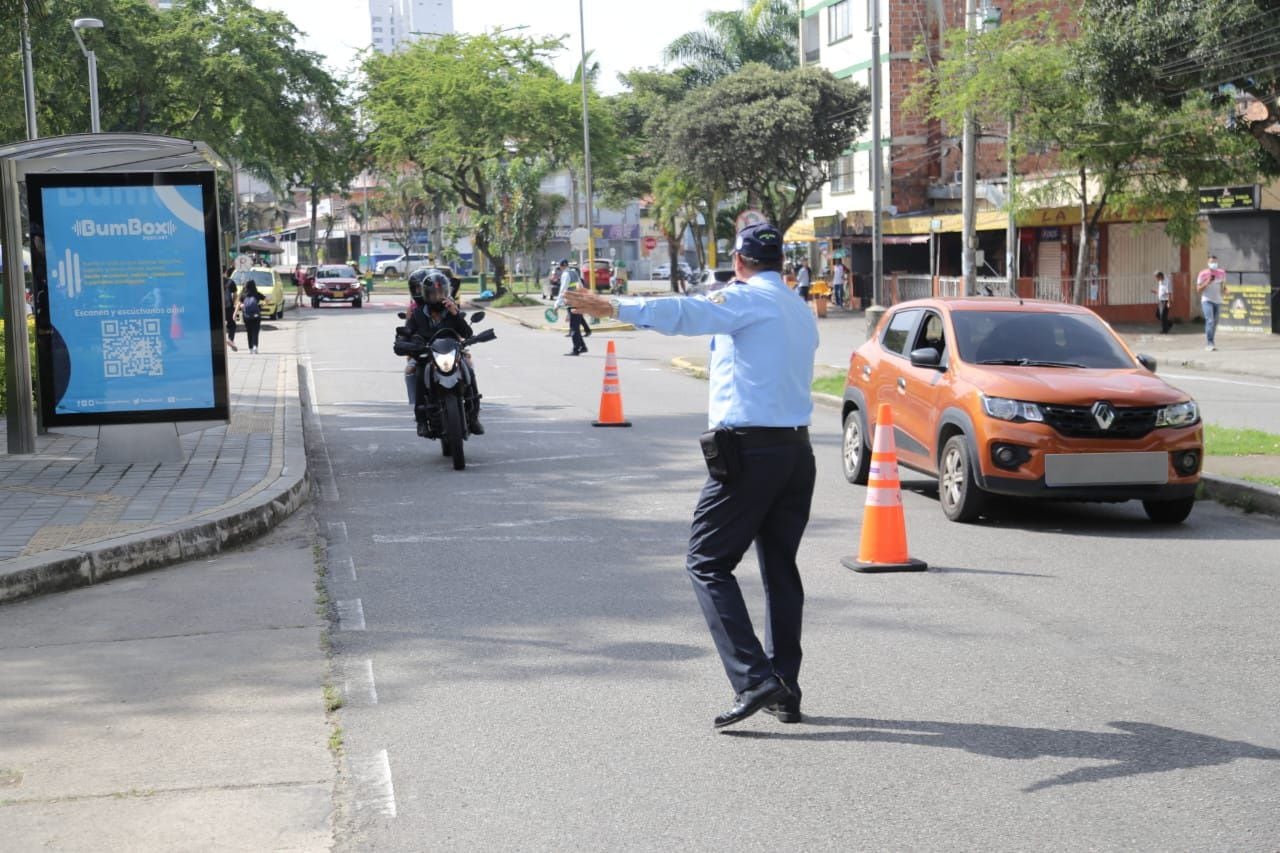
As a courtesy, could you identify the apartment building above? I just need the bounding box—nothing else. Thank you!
[370,0,453,55]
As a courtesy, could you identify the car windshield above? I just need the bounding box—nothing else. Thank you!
[317,266,355,279]
[951,310,1135,369]
[233,271,273,289]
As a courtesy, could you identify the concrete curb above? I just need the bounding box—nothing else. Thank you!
[1199,472,1280,517]
[668,357,1280,518]
[0,364,311,605]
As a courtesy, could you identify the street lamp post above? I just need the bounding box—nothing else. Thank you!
[20,1,38,140]
[72,18,104,134]
[578,0,597,290]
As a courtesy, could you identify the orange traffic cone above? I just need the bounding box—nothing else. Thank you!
[841,403,927,573]
[592,340,632,428]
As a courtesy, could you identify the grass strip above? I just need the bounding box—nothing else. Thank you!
[1204,424,1280,456]
[812,375,845,397]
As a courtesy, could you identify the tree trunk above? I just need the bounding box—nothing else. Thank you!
[1073,169,1089,305]
[309,187,319,267]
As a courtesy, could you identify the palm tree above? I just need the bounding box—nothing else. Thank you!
[663,0,798,85]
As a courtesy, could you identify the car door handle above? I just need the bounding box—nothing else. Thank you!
[862,365,872,379]
[897,377,907,391]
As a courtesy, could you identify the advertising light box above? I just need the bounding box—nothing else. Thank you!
[29,172,229,427]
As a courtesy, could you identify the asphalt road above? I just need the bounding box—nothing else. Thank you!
[300,298,1280,851]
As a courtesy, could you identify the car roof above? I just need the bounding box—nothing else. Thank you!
[894,297,1098,316]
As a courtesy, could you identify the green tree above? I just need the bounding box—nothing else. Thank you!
[0,0,348,196]
[362,30,612,291]
[371,170,436,267]
[663,0,798,85]
[1077,0,1280,169]
[911,9,1256,301]
[662,64,869,237]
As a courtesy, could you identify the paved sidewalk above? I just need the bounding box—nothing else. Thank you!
[0,312,309,604]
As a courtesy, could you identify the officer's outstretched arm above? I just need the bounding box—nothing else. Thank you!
[625,291,755,337]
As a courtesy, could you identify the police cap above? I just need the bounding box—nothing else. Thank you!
[733,222,783,264]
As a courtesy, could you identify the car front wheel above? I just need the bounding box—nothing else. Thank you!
[939,434,986,523]
[842,409,871,485]
[1142,496,1195,524]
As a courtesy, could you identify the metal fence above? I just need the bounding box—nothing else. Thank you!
[1033,275,1156,306]
[894,275,933,303]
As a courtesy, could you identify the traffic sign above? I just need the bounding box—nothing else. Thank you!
[570,227,590,250]
[234,254,253,271]
[643,236,658,251]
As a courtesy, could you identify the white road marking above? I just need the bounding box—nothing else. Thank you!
[340,426,411,432]
[327,521,348,542]
[466,453,612,467]
[335,556,357,582]
[343,659,379,706]
[376,534,600,543]
[372,516,581,545]
[336,599,366,631]
[302,357,340,502]
[1162,372,1280,391]
[351,749,397,818]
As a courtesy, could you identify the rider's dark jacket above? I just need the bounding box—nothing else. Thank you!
[404,304,473,341]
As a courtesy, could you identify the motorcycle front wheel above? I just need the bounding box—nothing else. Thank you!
[443,394,466,470]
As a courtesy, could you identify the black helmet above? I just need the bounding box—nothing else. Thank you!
[421,271,450,307]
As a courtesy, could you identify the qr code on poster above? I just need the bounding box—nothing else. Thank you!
[101,319,164,378]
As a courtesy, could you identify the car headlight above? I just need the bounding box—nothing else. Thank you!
[982,395,1045,423]
[433,349,458,373]
[1155,400,1199,428]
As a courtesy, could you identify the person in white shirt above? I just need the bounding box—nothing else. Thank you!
[832,261,847,308]
[1152,271,1172,334]
[1195,255,1228,350]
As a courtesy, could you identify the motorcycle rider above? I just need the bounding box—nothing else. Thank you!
[401,271,485,435]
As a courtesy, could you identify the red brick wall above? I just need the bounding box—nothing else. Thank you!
[888,0,1078,213]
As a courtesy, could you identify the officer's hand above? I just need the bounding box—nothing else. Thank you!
[443,296,458,315]
[564,288,610,318]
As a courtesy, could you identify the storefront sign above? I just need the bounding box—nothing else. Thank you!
[1039,227,1062,241]
[29,172,228,427]
[1198,185,1259,214]
[1221,285,1273,333]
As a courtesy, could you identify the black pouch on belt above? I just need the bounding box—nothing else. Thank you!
[699,428,741,483]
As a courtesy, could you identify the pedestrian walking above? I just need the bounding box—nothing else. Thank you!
[239,280,263,354]
[554,260,589,355]
[1195,255,1228,351]
[565,222,819,729]
[1152,271,1172,334]
[832,260,848,308]
[796,260,811,302]
[222,267,239,351]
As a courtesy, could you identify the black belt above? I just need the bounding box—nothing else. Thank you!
[732,426,809,447]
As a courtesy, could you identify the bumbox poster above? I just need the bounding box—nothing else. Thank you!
[29,172,229,426]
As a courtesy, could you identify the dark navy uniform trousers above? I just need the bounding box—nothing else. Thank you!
[686,434,816,698]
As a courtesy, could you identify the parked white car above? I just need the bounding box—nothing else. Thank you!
[653,261,693,280]
[375,253,432,277]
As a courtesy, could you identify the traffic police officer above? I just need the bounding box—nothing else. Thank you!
[566,222,819,729]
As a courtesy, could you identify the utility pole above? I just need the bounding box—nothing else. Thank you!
[21,1,38,140]
[578,0,597,291]
[865,0,887,339]
[1006,115,1016,295]
[961,0,978,296]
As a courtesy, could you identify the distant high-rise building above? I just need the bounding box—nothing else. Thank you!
[369,0,452,54]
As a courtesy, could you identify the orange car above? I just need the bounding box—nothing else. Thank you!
[841,298,1203,523]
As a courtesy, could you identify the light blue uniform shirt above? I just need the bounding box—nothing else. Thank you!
[616,271,818,429]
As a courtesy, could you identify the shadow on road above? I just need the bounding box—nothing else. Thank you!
[724,716,1280,792]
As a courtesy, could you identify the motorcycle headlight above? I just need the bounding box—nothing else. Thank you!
[433,349,458,373]
[1155,400,1199,428]
[982,395,1045,423]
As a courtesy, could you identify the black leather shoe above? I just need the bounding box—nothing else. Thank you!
[416,421,429,437]
[763,695,802,723]
[468,418,485,435]
[713,678,789,729]
[564,351,580,356]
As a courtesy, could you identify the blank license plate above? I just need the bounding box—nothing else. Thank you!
[1044,452,1169,487]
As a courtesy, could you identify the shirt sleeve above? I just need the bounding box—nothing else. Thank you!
[616,290,758,337]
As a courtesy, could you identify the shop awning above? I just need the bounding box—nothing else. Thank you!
[784,219,816,243]
[849,234,931,245]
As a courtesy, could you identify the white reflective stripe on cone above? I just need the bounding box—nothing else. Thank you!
[869,459,899,481]
[864,487,903,508]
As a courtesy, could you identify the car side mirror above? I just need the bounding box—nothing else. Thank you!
[1137,353,1157,372]
[909,347,944,369]
[470,310,486,323]
[396,312,407,320]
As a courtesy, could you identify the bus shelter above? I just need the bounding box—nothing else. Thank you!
[1,133,228,459]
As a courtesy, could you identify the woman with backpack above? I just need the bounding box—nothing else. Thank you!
[238,280,264,353]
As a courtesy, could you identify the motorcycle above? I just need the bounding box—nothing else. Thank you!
[394,310,496,470]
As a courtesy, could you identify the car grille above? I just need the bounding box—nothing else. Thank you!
[1040,404,1159,439]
